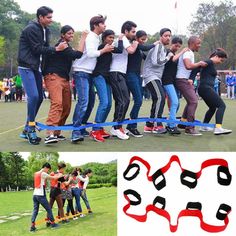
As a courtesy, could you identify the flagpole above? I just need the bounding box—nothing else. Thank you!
[174,0,179,35]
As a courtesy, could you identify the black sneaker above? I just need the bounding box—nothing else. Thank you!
[46,221,51,227]
[81,129,90,137]
[27,130,40,145]
[127,128,143,138]
[51,223,59,229]
[88,210,93,214]
[45,135,58,144]
[61,219,70,224]
[56,135,66,141]
[177,124,186,129]
[30,226,37,232]
[166,126,181,135]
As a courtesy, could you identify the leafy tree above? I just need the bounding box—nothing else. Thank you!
[0,36,5,66]
[189,0,236,69]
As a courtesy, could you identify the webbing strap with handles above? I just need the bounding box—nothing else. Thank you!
[123,155,232,189]
[123,155,232,232]
[123,191,231,233]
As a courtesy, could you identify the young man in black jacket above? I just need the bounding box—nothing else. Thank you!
[17,6,67,145]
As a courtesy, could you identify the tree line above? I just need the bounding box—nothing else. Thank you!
[0,0,236,77]
[0,152,117,192]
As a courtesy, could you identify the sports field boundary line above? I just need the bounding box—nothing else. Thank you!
[0,116,47,136]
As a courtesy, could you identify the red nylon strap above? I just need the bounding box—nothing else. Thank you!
[123,194,231,233]
[124,155,232,232]
[128,155,230,186]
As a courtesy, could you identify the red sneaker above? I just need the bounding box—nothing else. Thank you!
[144,126,154,133]
[90,130,105,142]
[99,129,110,139]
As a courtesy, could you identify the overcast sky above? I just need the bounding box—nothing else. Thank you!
[14,0,236,35]
[20,152,118,166]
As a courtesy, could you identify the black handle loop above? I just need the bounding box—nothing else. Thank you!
[152,169,166,191]
[153,196,166,209]
[216,204,231,220]
[124,189,141,206]
[186,202,202,211]
[217,166,232,186]
[180,170,198,189]
[123,163,140,181]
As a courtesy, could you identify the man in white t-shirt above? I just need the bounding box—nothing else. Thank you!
[175,36,207,136]
[30,163,63,232]
[109,21,138,140]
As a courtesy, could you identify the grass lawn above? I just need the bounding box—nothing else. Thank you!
[0,187,117,236]
[0,98,235,151]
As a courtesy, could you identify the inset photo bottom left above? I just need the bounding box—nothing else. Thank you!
[0,152,117,236]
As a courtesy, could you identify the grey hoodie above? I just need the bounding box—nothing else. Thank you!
[142,43,172,86]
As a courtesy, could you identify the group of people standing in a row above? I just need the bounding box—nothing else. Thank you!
[17,6,232,146]
[30,162,93,232]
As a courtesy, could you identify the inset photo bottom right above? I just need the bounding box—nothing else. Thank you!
[118,152,236,236]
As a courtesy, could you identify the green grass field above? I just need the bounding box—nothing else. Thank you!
[0,98,235,151]
[0,187,117,236]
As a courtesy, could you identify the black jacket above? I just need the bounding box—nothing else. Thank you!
[43,39,83,80]
[17,20,56,71]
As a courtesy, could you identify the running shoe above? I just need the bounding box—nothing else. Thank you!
[214,127,232,135]
[152,126,167,134]
[185,128,202,136]
[44,135,58,144]
[90,130,105,142]
[110,127,129,140]
[127,128,143,137]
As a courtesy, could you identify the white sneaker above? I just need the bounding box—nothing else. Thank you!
[199,127,214,132]
[73,217,78,220]
[214,127,232,135]
[110,127,129,140]
[79,214,85,218]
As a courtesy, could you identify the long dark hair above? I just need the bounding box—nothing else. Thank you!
[209,48,227,59]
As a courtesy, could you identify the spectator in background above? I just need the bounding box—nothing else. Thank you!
[0,80,3,100]
[226,72,235,99]
[71,78,77,101]
[14,74,23,102]
[214,73,220,94]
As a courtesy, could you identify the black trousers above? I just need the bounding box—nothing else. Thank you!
[198,85,226,124]
[146,79,165,127]
[109,72,130,129]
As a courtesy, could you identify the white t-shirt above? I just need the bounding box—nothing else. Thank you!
[110,36,131,74]
[176,50,194,79]
[33,172,49,196]
[73,31,101,73]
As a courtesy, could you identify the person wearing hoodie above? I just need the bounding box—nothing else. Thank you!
[17,6,67,145]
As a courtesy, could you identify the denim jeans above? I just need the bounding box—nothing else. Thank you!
[31,195,55,223]
[164,84,179,128]
[71,188,83,213]
[72,72,92,136]
[81,189,91,210]
[18,67,43,131]
[126,72,143,129]
[93,75,112,131]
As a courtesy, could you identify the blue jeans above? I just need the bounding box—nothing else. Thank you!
[81,189,91,210]
[72,72,93,136]
[164,84,179,128]
[126,72,143,129]
[71,188,83,213]
[93,75,112,131]
[18,68,43,131]
[31,195,55,223]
